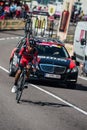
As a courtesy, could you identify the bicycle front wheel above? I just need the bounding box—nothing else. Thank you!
[25,21,32,32]
[16,75,25,103]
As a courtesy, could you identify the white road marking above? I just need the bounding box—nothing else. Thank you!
[6,37,10,40]
[0,65,87,116]
[0,38,6,40]
[0,66,9,73]
[0,37,22,41]
[31,84,87,116]
[78,76,87,80]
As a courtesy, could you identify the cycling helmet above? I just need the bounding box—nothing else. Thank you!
[29,38,36,47]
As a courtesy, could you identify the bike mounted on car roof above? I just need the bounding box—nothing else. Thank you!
[24,13,33,39]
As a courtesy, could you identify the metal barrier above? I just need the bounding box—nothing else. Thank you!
[0,19,25,30]
[0,19,57,38]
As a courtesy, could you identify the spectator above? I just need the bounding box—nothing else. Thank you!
[10,2,17,18]
[4,5,10,19]
[71,5,76,22]
[21,5,27,19]
[0,6,5,20]
[16,4,21,18]
[0,6,3,16]
[78,10,84,21]
[73,8,79,23]
[24,3,29,13]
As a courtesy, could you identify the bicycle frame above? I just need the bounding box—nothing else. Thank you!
[25,13,32,39]
[16,67,27,103]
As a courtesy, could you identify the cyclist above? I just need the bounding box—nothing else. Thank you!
[11,38,38,93]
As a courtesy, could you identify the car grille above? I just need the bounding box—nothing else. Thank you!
[40,64,66,74]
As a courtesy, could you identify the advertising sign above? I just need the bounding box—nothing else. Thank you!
[48,5,56,16]
[0,20,25,30]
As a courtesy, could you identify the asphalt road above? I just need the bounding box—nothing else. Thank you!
[0,30,87,130]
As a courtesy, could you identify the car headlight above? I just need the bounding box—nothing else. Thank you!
[71,66,78,73]
[67,69,71,73]
[67,66,78,73]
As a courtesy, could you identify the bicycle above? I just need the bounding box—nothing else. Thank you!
[24,13,33,38]
[16,67,27,103]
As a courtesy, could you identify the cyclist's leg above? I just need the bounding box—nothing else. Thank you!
[14,68,22,86]
[11,65,23,93]
[11,58,25,93]
[14,58,25,86]
[11,68,21,93]
[24,62,32,88]
[26,63,32,79]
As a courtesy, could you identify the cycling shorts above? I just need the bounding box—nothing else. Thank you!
[19,58,32,70]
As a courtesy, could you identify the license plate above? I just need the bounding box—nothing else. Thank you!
[45,73,61,79]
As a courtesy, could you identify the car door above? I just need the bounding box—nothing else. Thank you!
[74,28,85,63]
[79,30,86,63]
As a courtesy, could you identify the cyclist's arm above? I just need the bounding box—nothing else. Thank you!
[18,47,25,63]
[19,47,25,56]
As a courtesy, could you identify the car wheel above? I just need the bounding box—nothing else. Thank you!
[9,60,15,76]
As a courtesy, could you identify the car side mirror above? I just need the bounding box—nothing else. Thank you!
[81,38,86,45]
[71,55,76,60]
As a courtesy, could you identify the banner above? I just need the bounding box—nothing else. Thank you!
[0,20,25,30]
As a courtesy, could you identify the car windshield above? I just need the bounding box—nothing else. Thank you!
[35,37,63,44]
[37,45,69,58]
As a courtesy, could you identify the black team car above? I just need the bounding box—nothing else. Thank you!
[9,37,78,89]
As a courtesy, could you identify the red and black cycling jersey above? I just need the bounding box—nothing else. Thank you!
[19,45,38,62]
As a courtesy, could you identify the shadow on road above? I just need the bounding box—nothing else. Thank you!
[29,79,66,88]
[76,84,87,91]
[29,79,87,91]
[21,100,70,108]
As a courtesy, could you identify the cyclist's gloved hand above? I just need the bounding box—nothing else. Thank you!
[32,64,38,75]
[32,62,38,69]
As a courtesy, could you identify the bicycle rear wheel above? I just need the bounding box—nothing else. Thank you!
[25,21,32,38]
[25,21,32,31]
[16,75,25,103]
